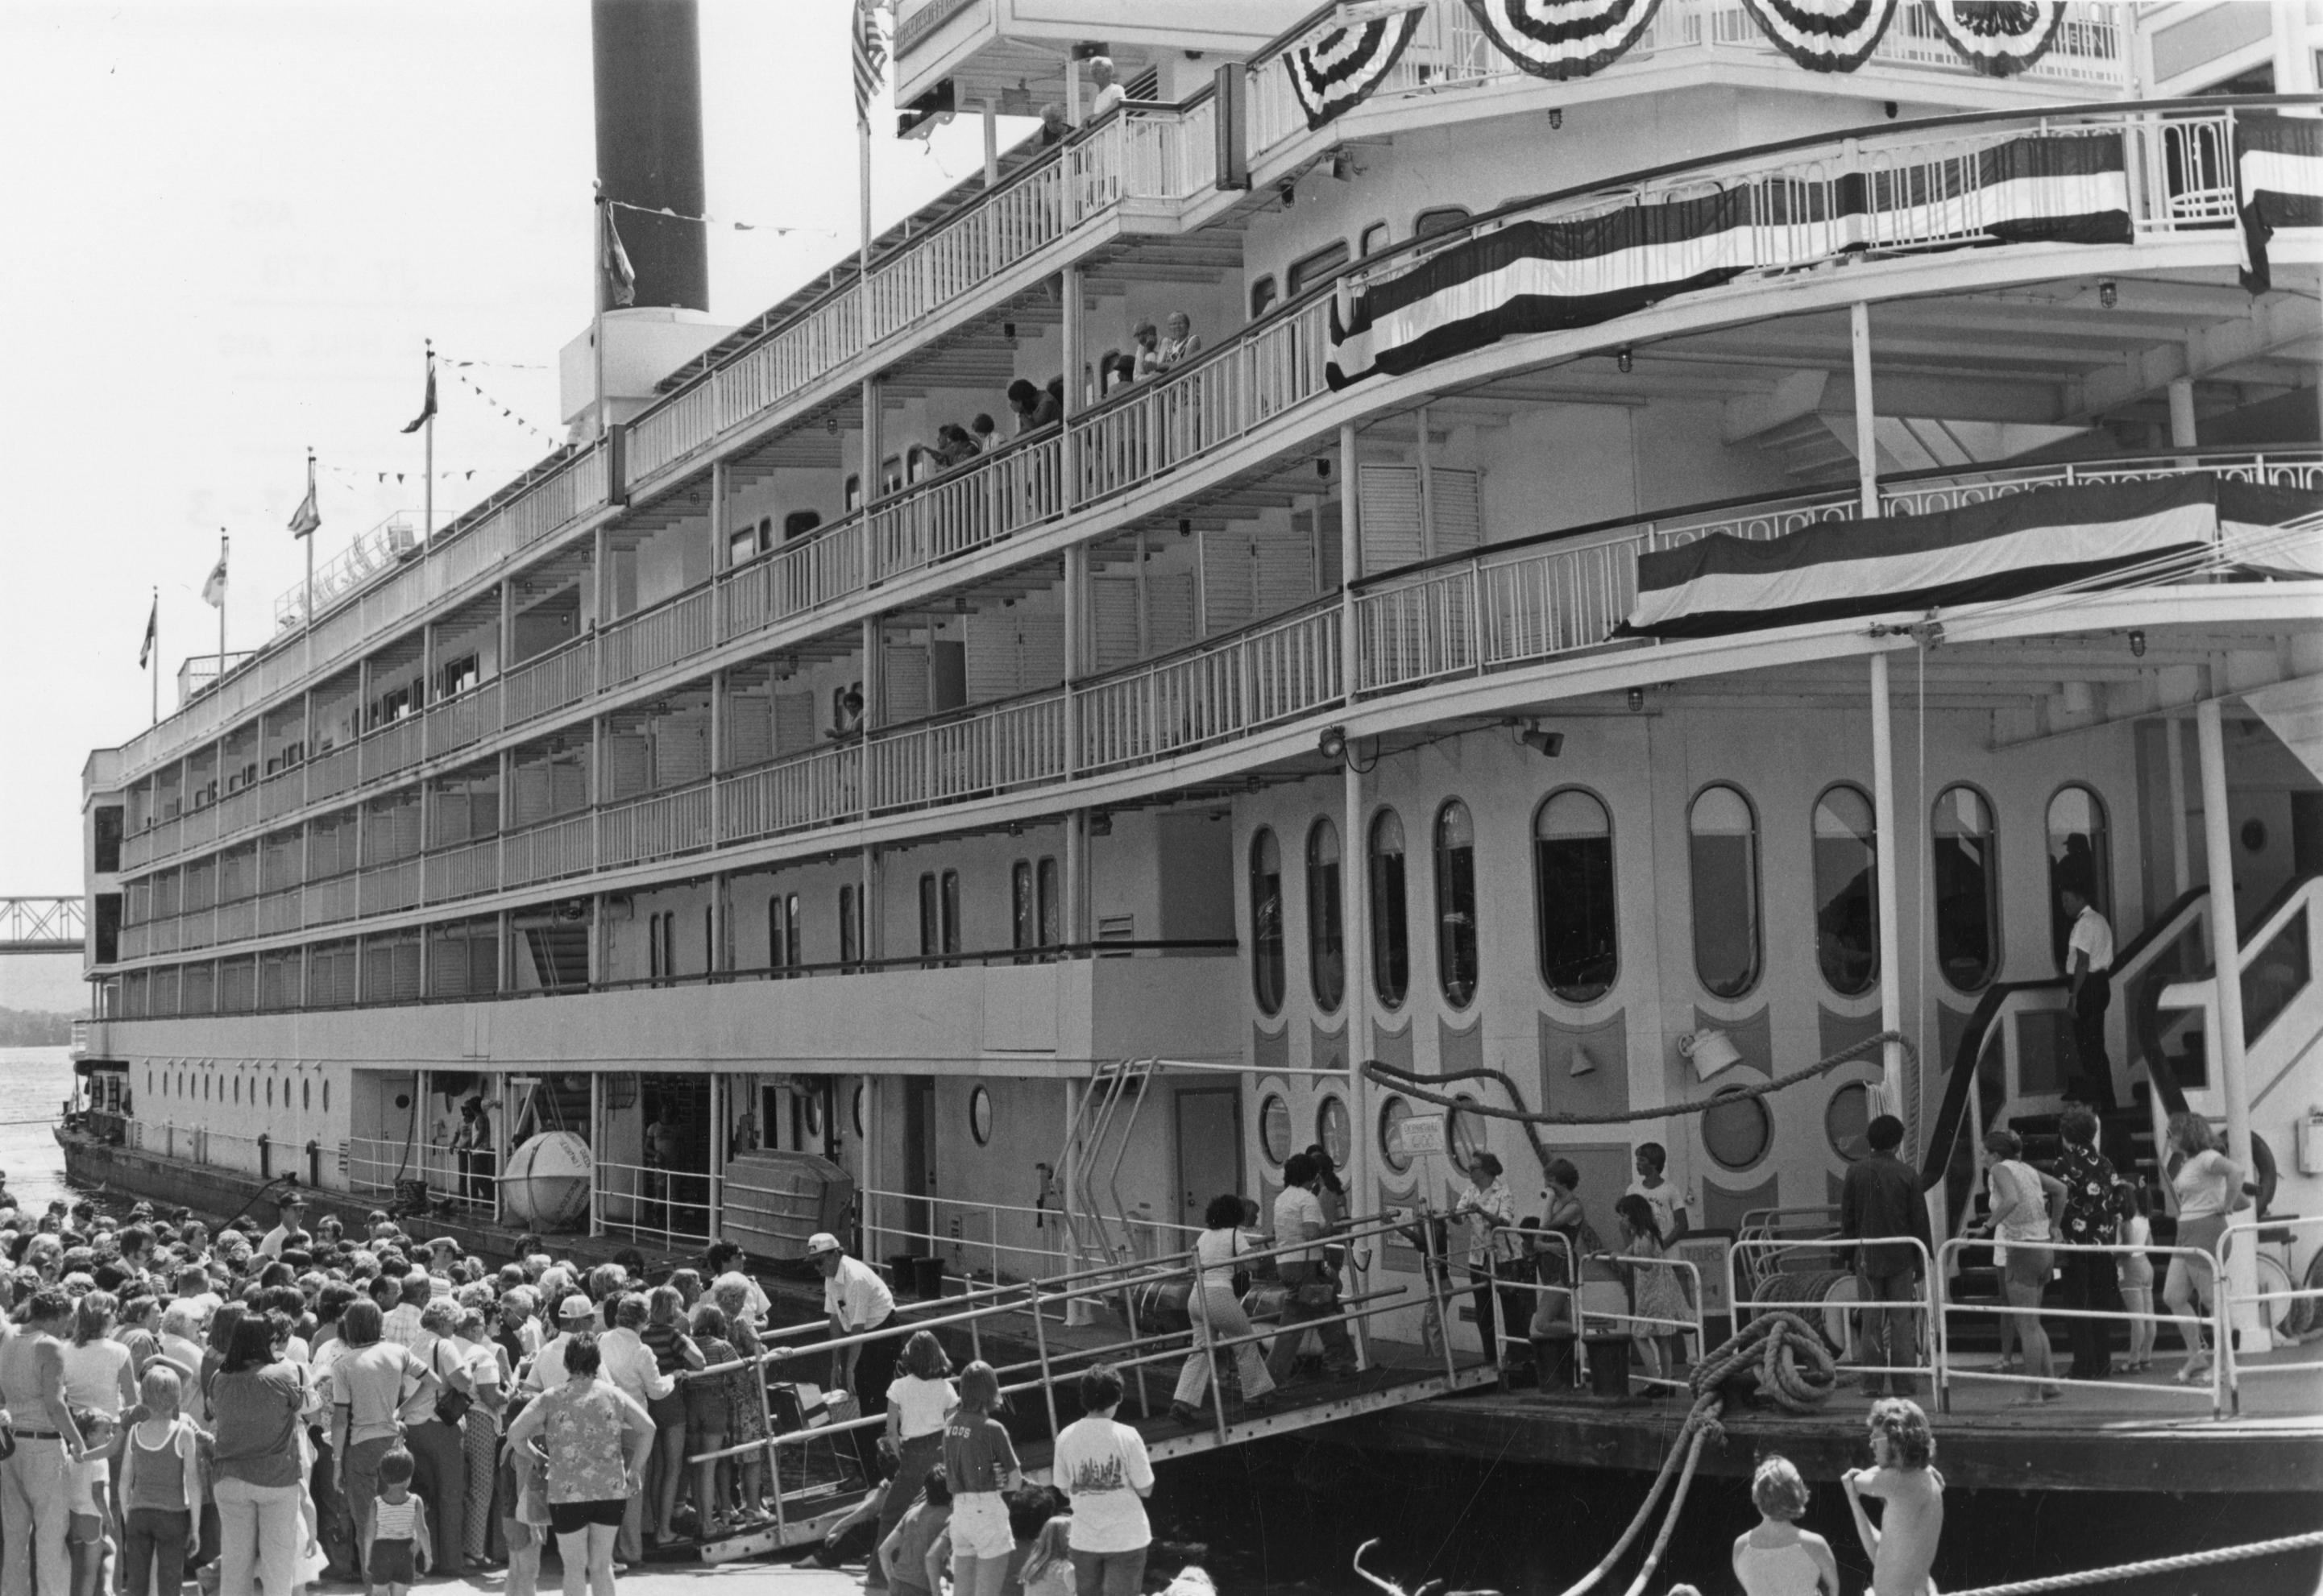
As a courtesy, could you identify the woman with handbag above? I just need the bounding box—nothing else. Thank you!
[403,1300,475,1577]
[1168,1194,1276,1424]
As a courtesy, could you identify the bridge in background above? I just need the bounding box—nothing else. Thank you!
[0,897,83,955]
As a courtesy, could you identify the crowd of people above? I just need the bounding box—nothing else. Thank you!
[0,1184,803,1596]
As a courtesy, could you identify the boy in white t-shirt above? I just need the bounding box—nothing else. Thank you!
[1625,1142,1688,1242]
[1052,1365,1154,1596]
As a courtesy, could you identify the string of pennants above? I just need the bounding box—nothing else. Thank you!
[444,367,565,446]
[1274,0,2072,119]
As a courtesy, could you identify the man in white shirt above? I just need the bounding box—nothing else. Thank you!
[1264,1155,1356,1388]
[1085,56,1126,120]
[520,1295,600,1393]
[2062,884,2117,1110]
[808,1231,897,1472]
[1053,1364,1154,1596]
[258,1194,309,1258]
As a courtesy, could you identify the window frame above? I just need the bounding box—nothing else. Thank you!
[1532,786,1618,1005]
[2045,782,2110,976]
[1413,205,1472,239]
[1288,238,1352,297]
[1259,1092,1293,1167]
[1433,799,1479,1009]
[1810,781,1880,999]
[1251,827,1287,1018]
[1931,782,2002,994]
[1358,219,1392,257]
[1378,1094,1414,1174]
[1687,781,1765,1000]
[1306,818,1346,1013]
[1368,808,1410,1009]
[1249,275,1279,320]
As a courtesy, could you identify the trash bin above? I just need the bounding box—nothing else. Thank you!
[886,1254,918,1291]
[911,1255,946,1300]
[1585,1336,1632,1398]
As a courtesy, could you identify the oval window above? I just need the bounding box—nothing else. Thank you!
[852,1082,866,1138]
[1703,1087,1772,1170]
[264,1079,273,1107]
[969,1084,993,1147]
[1307,819,1346,1012]
[1316,1096,1350,1169]
[1932,785,2000,993]
[1534,790,1616,1003]
[2046,785,2109,974]
[1826,1080,1874,1162]
[1368,810,1410,1009]
[1434,801,1479,1008]
[1379,1095,1414,1174]
[1259,1093,1292,1166]
[302,1080,311,1112]
[1689,784,1762,998]
[323,1080,330,1113]
[1251,830,1286,1017]
[1812,784,1878,997]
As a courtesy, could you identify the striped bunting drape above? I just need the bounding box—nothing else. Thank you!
[2237,111,2323,295]
[1284,6,1427,129]
[1327,132,2130,388]
[1736,0,1898,71]
[1616,477,2323,640]
[1462,0,1669,81]
[1920,0,2070,77]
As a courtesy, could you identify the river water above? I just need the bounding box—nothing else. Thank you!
[3,1043,2310,1594]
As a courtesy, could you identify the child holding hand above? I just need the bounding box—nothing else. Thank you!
[367,1448,433,1596]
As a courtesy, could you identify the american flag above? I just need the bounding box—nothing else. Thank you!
[851,0,886,128]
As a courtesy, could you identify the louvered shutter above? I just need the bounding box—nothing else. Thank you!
[964,613,1018,702]
[1359,465,1424,574]
[1016,615,1066,690]
[772,690,817,757]
[726,693,774,769]
[883,646,931,723]
[1254,522,1315,617]
[513,765,552,827]
[657,712,711,786]
[1148,572,1197,654]
[1431,467,1483,555]
[1201,531,1255,636]
[604,735,652,801]
[1091,577,1140,671]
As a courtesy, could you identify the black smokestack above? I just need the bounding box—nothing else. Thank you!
[591,0,709,313]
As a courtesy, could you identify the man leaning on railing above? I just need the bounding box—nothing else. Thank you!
[1840,1114,1932,1399]
[1264,1153,1358,1389]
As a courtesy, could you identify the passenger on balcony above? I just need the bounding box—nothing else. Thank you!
[1156,312,1201,369]
[1086,58,1126,121]
[933,425,981,470]
[1008,380,1060,435]
[1037,104,1069,148]
[969,413,998,454]
[1130,321,1163,380]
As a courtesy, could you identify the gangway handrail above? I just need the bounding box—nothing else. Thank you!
[2219,1213,2323,1407]
[1734,1234,1935,1387]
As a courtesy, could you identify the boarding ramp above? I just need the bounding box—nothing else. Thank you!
[678,1210,1498,1563]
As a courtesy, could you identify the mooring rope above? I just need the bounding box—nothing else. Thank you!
[1943,1530,2323,1596]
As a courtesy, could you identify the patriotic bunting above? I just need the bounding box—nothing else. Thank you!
[1328,133,2129,389]
[1284,8,1425,128]
[1616,477,2323,640]
[2235,111,2323,295]
[1463,0,1667,81]
[1920,0,2068,77]
[1735,0,1896,72]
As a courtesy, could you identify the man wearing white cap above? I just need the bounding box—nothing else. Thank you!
[520,1294,602,1394]
[807,1232,896,1470]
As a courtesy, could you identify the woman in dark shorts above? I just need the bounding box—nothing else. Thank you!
[501,1333,655,1596]
[639,1286,703,1545]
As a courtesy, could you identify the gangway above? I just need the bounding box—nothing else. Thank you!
[0,897,82,955]
[679,1210,1497,1564]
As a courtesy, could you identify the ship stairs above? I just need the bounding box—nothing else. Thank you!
[682,1203,1498,1564]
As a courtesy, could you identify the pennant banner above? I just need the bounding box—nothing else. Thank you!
[1616,476,2323,639]
[1328,132,2129,388]
[1920,0,2068,77]
[1463,0,1666,81]
[1736,0,1897,71]
[1284,8,1425,128]
[2235,110,2323,295]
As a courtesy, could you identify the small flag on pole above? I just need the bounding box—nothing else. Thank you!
[852,0,887,128]
[138,597,157,668]
[288,469,321,538]
[601,201,637,309]
[201,545,229,608]
[400,363,438,434]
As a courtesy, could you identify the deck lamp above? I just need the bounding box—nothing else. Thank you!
[2098,280,2118,309]
[1317,725,1348,762]
[1678,1027,1742,1080]
[1518,723,1564,757]
[1616,347,1632,373]
[2129,629,2147,657]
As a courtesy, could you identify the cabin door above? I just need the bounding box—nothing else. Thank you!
[903,1076,935,1258]
[1173,1087,1243,1229]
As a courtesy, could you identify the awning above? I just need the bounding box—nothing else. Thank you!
[1617,475,2323,640]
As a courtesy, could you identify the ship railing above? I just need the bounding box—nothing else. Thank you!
[592,1156,716,1248]
[597,781,716,869]
[1734,1235,1934,1391]
[857,1184,1195,1296]
[1934,1236,2229,1417]
[344,1136,500,1216]
[1477,1227,1580,1384]
[2218,1214,2323,1411]
[502,637,595,730]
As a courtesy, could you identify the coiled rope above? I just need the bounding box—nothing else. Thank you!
[1943,1530,2323,1596]
[1555,1312,1839,1596]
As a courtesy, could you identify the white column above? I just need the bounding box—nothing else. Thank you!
[2273,0,2319,94]
[1870,652,1908,1130]
[1851,302,1879,519]
[1061,264,1084,417]
[2196,695,2268,1350]
[707,1071,724,1243]
[863,1076,881,1263]
[982,101,1000,186]
[2167,378,2197,451]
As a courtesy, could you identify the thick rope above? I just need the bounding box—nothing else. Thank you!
[1943,1530,2323,1596]
[1363,1030,1914,1129]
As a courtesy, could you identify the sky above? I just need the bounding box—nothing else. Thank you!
[0,1,1011,1012]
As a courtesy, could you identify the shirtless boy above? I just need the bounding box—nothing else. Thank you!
[1842,1397,1945,1596]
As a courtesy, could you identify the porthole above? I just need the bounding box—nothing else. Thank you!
[264,1079,272,1107]
[1826,1081,1873,1162]
[1259,1093,1292,1166]
[302,1080,311,1112]
[1315,1095,1350,1169]
[969,1084,993,1147]
[1703,1088,1772,1171]
[1379,1095,1414,1174]
[1367,810,1410,1009]
[322,1080,330,1113]
[1306,819,1346,1013]
[803,1088,824,1138]
[852,1082,866,1138]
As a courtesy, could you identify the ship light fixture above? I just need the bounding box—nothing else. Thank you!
[1678,1027,1742,1080]
[1517,721,1564,757]
[1317,725,1348,762]
[1616,347,1632,373]
[2129,628,2146,657]
[2098,280,2118,309]
[1627,686,1645,711]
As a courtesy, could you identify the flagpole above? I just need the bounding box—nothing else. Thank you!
[303,449,317,678]
[423,339,436,541]
[151,587,159,728]
[218,529,229,681]
[594,193,610,443]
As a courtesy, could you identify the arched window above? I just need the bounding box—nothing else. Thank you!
[1306,819,1345,1012]
[1259,1094,1292,1166]
[2047,785,2110,972]
[1533,790,1616,1003]
[1316,1096,1350,1168]
[1434,802,1479,1007]
[1932,785,2001,992]
[1689,784,1762,998]
[1251,829,1285,1017]
[1368,810,1409,1008]
[1379,1095,1414,1173]
[1812,784,1878,997]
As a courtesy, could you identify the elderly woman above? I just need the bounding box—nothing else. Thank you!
[1454,1152,1522,1367]
[2162,1112,2243,1383]
[405,1299,475,1577]
[502,1333,656,1596]
[454,1304,510,1569]
[209,1317,309,1596]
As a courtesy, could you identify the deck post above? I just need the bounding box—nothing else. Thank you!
[1029,1279,1064,1441]
[1851,301,1878,518]
[2196,692,2270,1353]
[1869,651,1909,1142]
[2166,720,2192,898]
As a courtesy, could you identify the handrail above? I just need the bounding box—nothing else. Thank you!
[2219,1214,2322,1405]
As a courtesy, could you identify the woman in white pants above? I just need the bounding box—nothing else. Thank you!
[1169,1194,1277,1423]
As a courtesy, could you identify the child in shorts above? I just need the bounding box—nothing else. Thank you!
[67,1407,118,1596]
[497,1400,551,1596]
[687,1303,743,1535]
[367,1448,433,1596]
